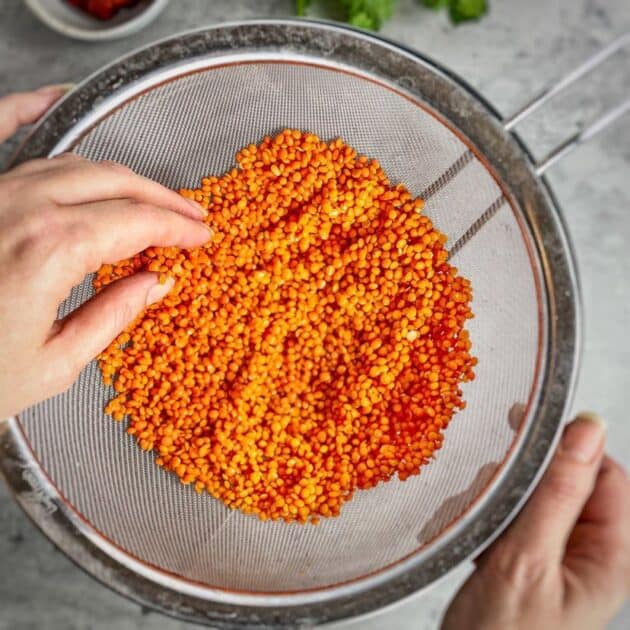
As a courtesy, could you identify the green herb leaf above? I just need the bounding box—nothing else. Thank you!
[421,0,448,9]
[296,0,311,17]
[340,0,396,30]
[348,11,378,29]
[296,0,487,30]
[449,0,487,23]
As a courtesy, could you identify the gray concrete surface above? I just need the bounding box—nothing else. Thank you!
[1,0,629,628]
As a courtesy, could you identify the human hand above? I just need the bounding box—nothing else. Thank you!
[442,414,630,630]
[0,86,211,419]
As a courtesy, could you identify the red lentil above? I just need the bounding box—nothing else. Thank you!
[95,130,476,524]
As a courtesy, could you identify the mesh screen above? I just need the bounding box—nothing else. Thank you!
[19,62,540,592]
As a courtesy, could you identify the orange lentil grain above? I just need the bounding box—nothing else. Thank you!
[94,130,475,525]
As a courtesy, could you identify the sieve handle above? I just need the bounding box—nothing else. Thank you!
[503,32,630,176]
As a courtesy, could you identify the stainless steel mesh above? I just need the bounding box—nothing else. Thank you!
[18,61,540,592]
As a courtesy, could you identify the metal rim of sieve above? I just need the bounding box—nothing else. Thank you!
[0,20,581,628]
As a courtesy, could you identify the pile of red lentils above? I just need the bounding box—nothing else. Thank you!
[95,130,476,524]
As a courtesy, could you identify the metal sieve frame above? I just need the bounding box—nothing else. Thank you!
[0,20,580,628]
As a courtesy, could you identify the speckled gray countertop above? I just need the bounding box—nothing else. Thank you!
[1,1,629,629]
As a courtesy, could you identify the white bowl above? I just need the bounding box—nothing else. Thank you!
[24,0,169,41]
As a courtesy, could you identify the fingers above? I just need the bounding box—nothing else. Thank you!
[57,198,212,287]
[45,273,175,388]
[35,158,206,220]
[0,85,69,143]
[580,455,630,528]
[4,152,82,178]
[501,414,607,566]
[7,194,210,306]
[575,455,630,576]
[6,152,205,222]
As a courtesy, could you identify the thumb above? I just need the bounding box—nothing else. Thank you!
[45,273,175,390]
[0,85,71,143]
[502,414,607,565]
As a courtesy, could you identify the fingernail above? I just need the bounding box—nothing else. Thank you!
[38,83,75,96]
[562,412,607,464]
[186,198,208,218]
[146,276,175,306]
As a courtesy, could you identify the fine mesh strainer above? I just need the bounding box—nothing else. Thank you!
[1,20,628,629]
